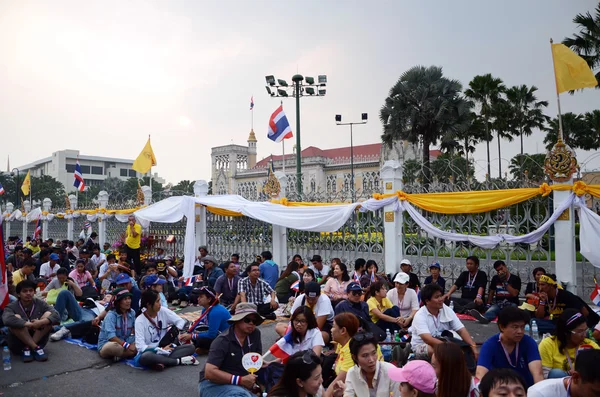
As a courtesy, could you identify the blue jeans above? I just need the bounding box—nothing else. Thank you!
[198,380,253,397]
[484,302,516,321]
[548,368,569,378]
[54,290,87,322]
[375,306,401,333]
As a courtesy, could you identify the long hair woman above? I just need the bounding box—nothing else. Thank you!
[432,342,479,397]
[275,261,301,303]
[323,262,350,307]
[268,350,324,397]
[268,306,325,362]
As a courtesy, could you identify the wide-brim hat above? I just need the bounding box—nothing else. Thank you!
[518,302,536,312]
[227,302,265,324]
[310,255,322,262]
[200,255,218,265]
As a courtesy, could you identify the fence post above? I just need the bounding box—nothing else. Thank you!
[553,181,576,292]
[5,202,13,238]
[67,194,77,241]
[272,172,288,270]
[194,180,208,248]
[97,191,109,247]
[380,160,404,276]
[42,198,52,240]
[23,200,31,240]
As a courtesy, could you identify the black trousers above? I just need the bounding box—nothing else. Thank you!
[452,297,486,314]
[126,245,141,275]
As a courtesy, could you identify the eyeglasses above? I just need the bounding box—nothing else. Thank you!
[243,316,259,325]
[353,331,374,342]
[571,328,588,335]
[293,319,307,325]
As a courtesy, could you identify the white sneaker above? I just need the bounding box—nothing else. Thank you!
[180,356,199,366]
[50,326,71,342]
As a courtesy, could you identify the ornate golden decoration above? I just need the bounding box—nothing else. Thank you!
[544,138,577,182]
[263,163,281,198]
[136,181,145,206]
[65,195,71,210]
[385,182,393,190]
[384,211,394,222]
[557,209,570,221]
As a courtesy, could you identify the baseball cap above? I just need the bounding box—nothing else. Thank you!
[346,282,362,292]
[80,248,90,255]
[387,360,437,394]
[49,253,60,261]
[429,262,441,269]
[145,274,166,285]
[400,259,411,266]
[115,273,133,285]
[393,272,410,284]
[305,281,321,298]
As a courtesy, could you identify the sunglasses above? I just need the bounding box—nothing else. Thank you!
[243,316,260,325]
[351,290,363,296]
[301,350,317,364]
[353,331,374,342]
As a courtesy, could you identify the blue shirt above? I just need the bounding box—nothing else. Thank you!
[98,309,136,351]
[424,276,446,293]
[259,260,279,289]
[192,304,231,341]
[477,333,541,387]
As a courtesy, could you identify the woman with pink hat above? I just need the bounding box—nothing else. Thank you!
[388,360,437,397]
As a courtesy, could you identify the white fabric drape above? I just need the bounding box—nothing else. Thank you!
[575,196,600,269]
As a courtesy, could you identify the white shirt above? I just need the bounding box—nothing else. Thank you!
[527,378,567,397]
[309,264,330,280]
[134,307,186,352]
[99,262,118,282]
[386,287,419,317]
[39,262,61,279]
[90,253,107,267]
[410,304,465,348]
[291,293,334,322]
[274,327,325,356]
[343,361,400,397]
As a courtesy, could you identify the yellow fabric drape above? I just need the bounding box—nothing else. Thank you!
[206,206,244,217]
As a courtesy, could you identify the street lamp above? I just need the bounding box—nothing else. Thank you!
[335,113,368,202]
[10,168,20,207]
[265,73,327,199]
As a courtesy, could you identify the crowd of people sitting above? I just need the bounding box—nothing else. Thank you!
[2,232,600,396]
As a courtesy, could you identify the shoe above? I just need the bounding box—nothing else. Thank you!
[22,347,33,363]
[180,356,199,366]
[33,346,48,362]
[179,301,188,308]
[152,363,165,371]
[264,312,276,321]
[171,299,180,306]
[470,309,490,324]
[50,326,71,342]
[113,356,122,362]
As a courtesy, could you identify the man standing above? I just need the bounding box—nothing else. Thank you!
[472,260,521,324]
[309,255,330,284]
[238,263,278,319]
[443,255,488,314]
[198,303,264,397]
[214,261,241,309]
[125,215,142,275]
[258,250,278,289]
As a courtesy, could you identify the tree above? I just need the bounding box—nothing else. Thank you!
[563,3,600,89]
[430,153,475,184]
[171,180,194,195]
[505,85,549,155]
[465,74,506,180]
[543,112,595,150]
[491,98,514,178]
[402,159,423,184]
[509,154,546,182]
[29,175,66,205]
[380,65,466,186]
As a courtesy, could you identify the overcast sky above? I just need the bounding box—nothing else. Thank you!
[1,0,599,185]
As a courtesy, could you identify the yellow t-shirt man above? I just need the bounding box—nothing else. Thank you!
[12,269,27,285]
[366,296,394,324]
[125,223,142,249]
[334,340,383,375]
[539,336,599,373]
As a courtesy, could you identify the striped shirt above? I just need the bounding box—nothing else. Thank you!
[238,277,274,305]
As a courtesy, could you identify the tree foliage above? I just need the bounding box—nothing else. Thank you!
[543,111,599,151]
[563,3,600,88]
[509,154,546,182]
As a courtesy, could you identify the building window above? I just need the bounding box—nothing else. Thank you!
[80,165,90,174]
[65,164,76,173]
[128,169,136,177]
[120,169,128,177]
[91,166,103,175]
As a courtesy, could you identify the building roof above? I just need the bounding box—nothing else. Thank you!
[15,150,136,170]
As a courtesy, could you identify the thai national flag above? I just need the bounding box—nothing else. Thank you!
[33,217,42,239]
[184,276,198,287]
[290,279,300,292]
[370,270,375,282]
[268,330,296,363]
[73,159,86,192]
[267,105,293,143]
[591,283,600,306]
[353,271,360,283]
[250,96,254,110]
[0,182,4,195]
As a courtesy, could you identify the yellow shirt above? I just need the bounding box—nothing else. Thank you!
[334,340,383,374]
[538,336,599,372]
[125,224,142,249]
[367,296,394,324]
[12,269,27,285]
[26,244,41,255]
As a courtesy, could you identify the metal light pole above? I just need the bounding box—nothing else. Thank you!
[11,168,20,207]
[265,74,327,199]
[335,114,368,202]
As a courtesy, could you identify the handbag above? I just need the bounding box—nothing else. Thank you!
[46,284,68,305]
[158,325,181,348]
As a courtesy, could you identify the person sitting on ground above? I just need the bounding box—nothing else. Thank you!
[6,245,23,273]
[309,255,330,285]
[101,242,112,256]
[471,260,522,324]
[388,360,437,397]
[334,282,372,325]
[525,267,546,299]
[479,368,527,397]
[39,253,61,281]
[476,306,543,387]
[594,321,600,344]
[198,302,266,397]
[134,289,198,370]
[98,253,119,292]
[90,244,107,275]
[534,274,600,335]
[323,262,351,308]
[442,255,488,314]
[360,260,388,291]
[69,259,95,289]
[423,262,446,293]
[200,255,225,289]
[97,287,137,361]
[330,331,401,397]
[12,258,36,285]
[399,259,421,291]
[238,262,279,319]
[299,268,316,295]
[268,306,325,363]
[366,281,402,333]
[1,280,60,362]
[275,261,301,304]
[528,349,600,397]
[350,258,366,283]
[143,274,169,307]
[259,250,279,289]
[268,350,326,397]
[179,286,231,353]
[410,283,478,361]
[278,281,334,344]
[433,342,480,397]
[214,261,241,310]
[538,308,599,379]
[116,250,136,280]
[387,272,419,329]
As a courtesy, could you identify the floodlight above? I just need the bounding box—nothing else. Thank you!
[318,89,326,96]
[265,75,276,86]
[335,115,342,123]
[266,86,273,96]
[278,79,288,87]
[306,87,315,95]
[278,89,289,97]
[305,76,315,85]
[318,75,327,85]
[362,113,368,121]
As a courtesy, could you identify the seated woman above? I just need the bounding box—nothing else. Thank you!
[268,350,325,397]
[367,281,401,333]
[538,308,599,378]
[299,268,316,295]
[432,342,479,397]
[268,306,325,363]
[386,272,419,329]
[387,360,437,397]
[323,263,351,308]
[97,288,137,360]
[359,260,389,291]
[134,289,199,370]
[275,261,301,304]
[68,259,95,289]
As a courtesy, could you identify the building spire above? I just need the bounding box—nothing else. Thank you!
[247,129,257,143]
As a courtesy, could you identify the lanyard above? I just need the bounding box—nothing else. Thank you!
[235,334,251,355]
[467,271,478,288]
[499,336,519,368]
[144,312,162,333]
[227,277,234,292]
[121,313,130,336]
[19,302,35,321]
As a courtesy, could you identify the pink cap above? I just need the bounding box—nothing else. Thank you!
[387,360,437,394]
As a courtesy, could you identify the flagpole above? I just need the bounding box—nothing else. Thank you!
[550,38,565,142]
[282,140,285,174]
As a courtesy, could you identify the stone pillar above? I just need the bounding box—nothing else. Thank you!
[5,202,14,238]
[67,194,77,241]
[42,198,52,240]
[553,180,577,292]
[141,186,152,206]
[23,200,31,240]
[97,191,109,247]
[194,180,209,248]
[381,160,404,276]
[272,172,289,270]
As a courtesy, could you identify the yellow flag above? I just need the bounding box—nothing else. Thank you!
[132,138,157,174]
[552,43,598,93]
[21,170,31,196]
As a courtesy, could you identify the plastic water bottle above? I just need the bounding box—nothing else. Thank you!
[382,329,392,360]
[394,330,400,342]
[531,320,540,343]
[3,346,11,371]
[524,323,531,337]
[449,300,454,312]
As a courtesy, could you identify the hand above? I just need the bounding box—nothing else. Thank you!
[474,297,483,306]
[332,380,346,397]
[471,345,479,361]
[178,333,192,343]
[240,374,257,390]
[538,292,548,302]
[441,293,449,301]
[92,317,101,326]
[270,300,278,309]
[128,343,137,353]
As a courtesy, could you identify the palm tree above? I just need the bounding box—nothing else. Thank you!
[465,74,506,180]
[380,65,466,186]
[505,85,549,155]
[491,98,514,179]
[563,3,600,88]
[543,112,589,150]
[509,153,546,182]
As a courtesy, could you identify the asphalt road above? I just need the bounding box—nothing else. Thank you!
[0,315,499,397]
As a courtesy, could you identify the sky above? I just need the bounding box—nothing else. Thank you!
[1,0,599,185]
